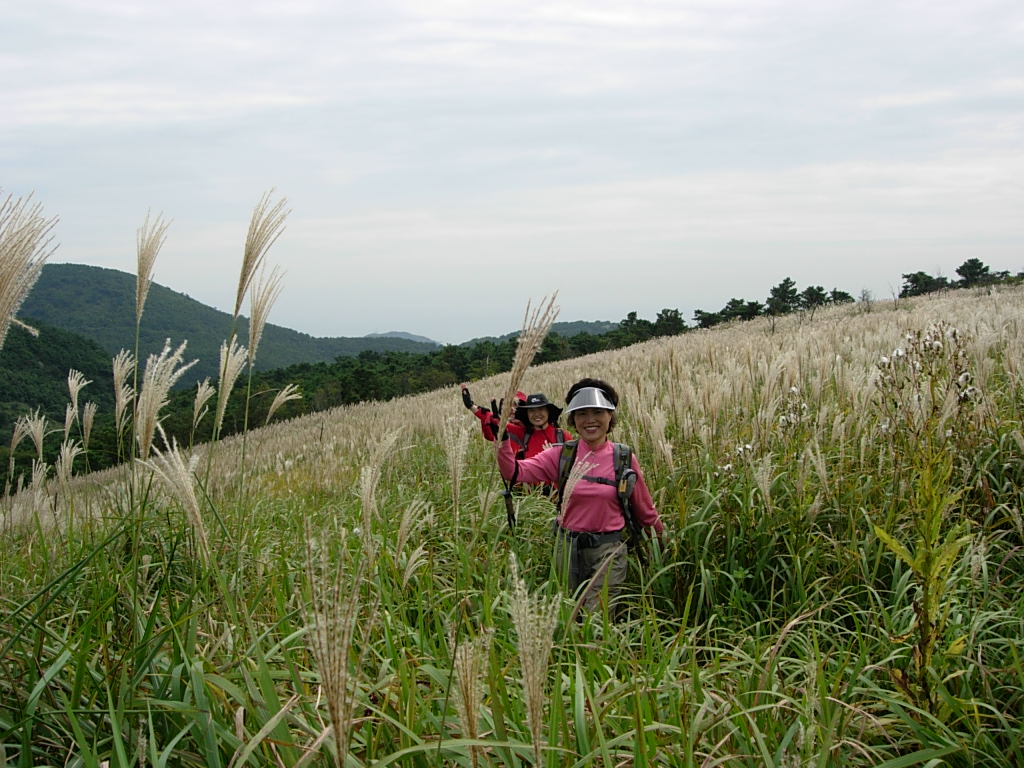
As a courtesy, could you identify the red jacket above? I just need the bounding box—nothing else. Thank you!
[473,408,571,459]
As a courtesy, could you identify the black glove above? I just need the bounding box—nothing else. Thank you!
[491,398,502,416]
[461,386,474,410]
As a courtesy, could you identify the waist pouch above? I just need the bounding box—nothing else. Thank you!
[554,525,624,550]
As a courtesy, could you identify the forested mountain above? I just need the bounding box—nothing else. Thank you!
[20,264,440,387]
[463,320,616,345]
[0,321,115,434]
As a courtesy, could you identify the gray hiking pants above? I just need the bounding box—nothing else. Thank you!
[553,527,628,613]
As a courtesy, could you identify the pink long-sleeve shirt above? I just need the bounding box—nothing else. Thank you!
[498,439,663,535]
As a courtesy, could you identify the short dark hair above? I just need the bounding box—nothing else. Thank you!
[564,377,618,432]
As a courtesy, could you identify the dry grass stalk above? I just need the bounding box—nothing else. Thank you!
[495,293,560,440]
[557,453,598,526]
[441,416,469,523]
[396,498,432,554]
[20,410,48,461]
[81,402,97,452]
[304,523,381,767]
[112,350,136,439]
[248,264,284,367]
[234,192,289,319]
[214,337,248,439]
[0,192,58,351]
[193,378,216,433]
[135,211,169,325]
[508,553,559,766]
[142,435,211,568]
[54,439,82,489]
[450,627,493,768]
[357,429,401,556]
[63,404,75,440]
[6,417,33,495]
[264,383,301,425]
[66,370,91,425]
[135,340,197,460]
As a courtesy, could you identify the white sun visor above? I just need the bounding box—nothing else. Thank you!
[565,387,616,413]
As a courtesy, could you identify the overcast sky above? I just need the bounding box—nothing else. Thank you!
[4,0,1022,344]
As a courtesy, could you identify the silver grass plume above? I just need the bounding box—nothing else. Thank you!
[496,293,559,440]
[81,402,97,452]
[66,369,91,427]
[7,416,32,494]
[396,498,432,554]
[213,336,248,439]
[135,211,169,325]
[357,429,400,558]
[441,416,469,524]
[54,439,82,489]
[20,409,48,460]
[135,340,197,460]
[0,193,58,351]
[112,350,136,439]
[63,404,75,441]
[264,383,302,425]
[234,192,289,320]
[557,452,598,526]
[192,378,216,433]
[508,553,560,766]
[304,522,381,767]
[248,264,284,367]
[142,435,211,568]
[450,627,493,768]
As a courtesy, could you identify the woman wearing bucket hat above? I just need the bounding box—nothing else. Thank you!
[497,377,663,612]
[460,385,571,459]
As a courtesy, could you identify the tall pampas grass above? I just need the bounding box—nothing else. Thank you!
[213,337,248,441]
[81,402,97,454]
[508,554,559,766]
[450,627,493,768]
[66,370,91,426]
[54,439,82,489]
[442,416,469,522]
[142,436,211,568]
[247,264,284,367]
[264,383,302,426]
[0,192,57,351]
[6,416,32,495]
[135,340,197,460]
[557,452,598,526]
[135,211,169,326]
[304,523,381,767]
[234,192,289,320]
[495,293,559,440]
[112,350,136,444]
[21,409,47,461]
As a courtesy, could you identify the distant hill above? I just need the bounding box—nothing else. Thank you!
[20,264,441,387]
[365,331,440,346]
[0,320,116,433]
[462,320,617,346]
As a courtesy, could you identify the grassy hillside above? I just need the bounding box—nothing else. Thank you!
[20,263,440,386]
[2,287,1022,766]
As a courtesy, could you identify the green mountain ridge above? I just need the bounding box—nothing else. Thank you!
[20,264,441,387]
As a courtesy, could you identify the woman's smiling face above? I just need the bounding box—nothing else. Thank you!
[526,407,550,428]
[572,407,612,447]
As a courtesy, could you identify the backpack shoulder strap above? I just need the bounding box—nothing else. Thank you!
[612,443,634,485]
[508,428,529,459]
[555,439,579,513]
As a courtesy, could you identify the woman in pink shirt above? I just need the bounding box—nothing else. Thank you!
[498,378,663,612]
